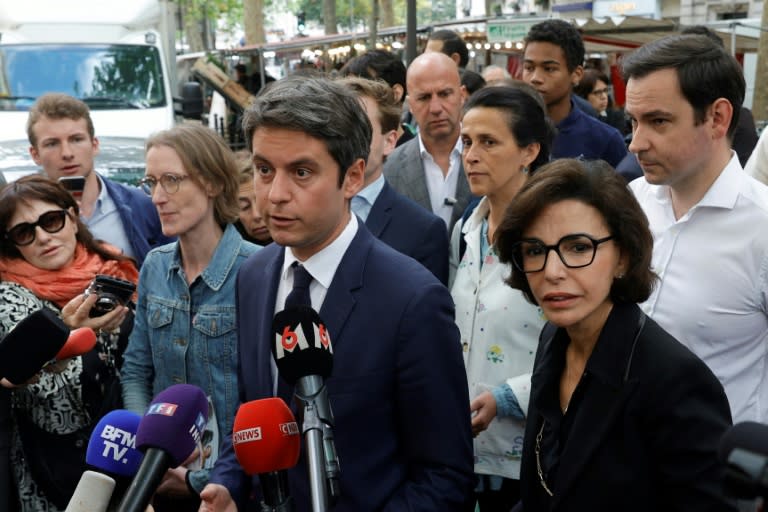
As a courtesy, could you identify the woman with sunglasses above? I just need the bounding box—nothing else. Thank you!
[0,174,138,511]
[495,159,735,511]
[121,124,258,511]
[449,85,553,511]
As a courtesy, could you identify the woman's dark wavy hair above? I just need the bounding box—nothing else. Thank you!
[495,159,657,305]
[463,86,554,173]
[0,174,134,265]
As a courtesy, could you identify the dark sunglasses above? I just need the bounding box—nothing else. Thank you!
[6,210,70,246]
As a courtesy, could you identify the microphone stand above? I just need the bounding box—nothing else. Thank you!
[301,399,328,512]
[259,471,294,512]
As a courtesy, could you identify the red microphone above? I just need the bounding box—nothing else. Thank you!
[233,398,300,511]
[55,327,97,361]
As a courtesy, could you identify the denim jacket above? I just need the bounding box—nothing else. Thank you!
[121,223,259,492]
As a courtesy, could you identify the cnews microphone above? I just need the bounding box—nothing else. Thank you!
[54,327,97,362]
[65,470,115,512]
[718,421,768,499]
[272,306,340,509]
[0,308,68,384]
[117,384,209,512]
[233,398,301,511]
[86,409,144,477]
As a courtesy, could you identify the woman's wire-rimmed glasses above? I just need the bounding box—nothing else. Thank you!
[138,174,189,195]
[5,210,70,246]
[511,233,614,273]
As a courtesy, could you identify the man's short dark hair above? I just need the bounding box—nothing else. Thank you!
[428,29,469,68]
[524,19,585,73]
[242,76,371,186]
[340,50,407,100]
[680,25,725,48]
[496,158,657,305]
[621,34,745,139]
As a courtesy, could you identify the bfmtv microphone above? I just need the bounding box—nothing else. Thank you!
[86,409,144,477]
[272,306,340,509]
[233,398,301,511]
[117,384,208,512]
[0,308,68,384]
[718,421,768,499]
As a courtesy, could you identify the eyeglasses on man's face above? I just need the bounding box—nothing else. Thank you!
[5,210,70,246]
[139,173,189,195]
[589,88,609,96]
[511,233,614,273]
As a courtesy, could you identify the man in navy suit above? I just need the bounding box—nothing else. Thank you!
[340,76,449,285]
[202,76,474,511]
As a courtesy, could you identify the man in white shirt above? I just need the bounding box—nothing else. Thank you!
[383,52,472,232]
[624,34,768,424]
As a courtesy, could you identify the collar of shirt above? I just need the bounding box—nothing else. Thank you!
[92,173,113,217]
[356,173,386,207]
[417,131,463,163]
[279,213,359,309]
[167,223,246,290]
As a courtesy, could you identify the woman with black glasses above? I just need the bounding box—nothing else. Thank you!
[121,124,258,511]
[0,174,138,511]
[495,159,735,511]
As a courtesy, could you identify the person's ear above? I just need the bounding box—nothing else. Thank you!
[383,129,398,158]
[709,98,733,141]
[29,145,41,165]
[391,84,404,103]
[571,65,584,87]
[522,143,541,169]
[342,159,365,199]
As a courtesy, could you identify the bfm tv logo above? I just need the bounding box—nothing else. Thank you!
[99,424,136,464]
[274,320,332,360]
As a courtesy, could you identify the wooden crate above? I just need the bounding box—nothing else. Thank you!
[192,58,255,110]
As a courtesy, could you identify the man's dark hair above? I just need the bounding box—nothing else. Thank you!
[524,19,584,72]
[339,50,407,100]
[460,69,486,95]
[621,34,745,138]
[496,158,657,305]
[428,29,469,68]
[680,25,725,48]
[242,76,371,186]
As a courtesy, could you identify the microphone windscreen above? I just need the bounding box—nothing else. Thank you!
[271,306,333,384]
[0,308,68,384]
[65,470,115,512]
[56,327,97,361]
[719,421,768,462]
[86,410,144,477]
[232,398,300,475]
[135,384,209,467]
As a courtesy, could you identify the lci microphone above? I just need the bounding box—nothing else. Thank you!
[0,308,68,384]
[116,384,209,512]
[271,305,340,510]
[233,398,301,511]
[718,421,768,500]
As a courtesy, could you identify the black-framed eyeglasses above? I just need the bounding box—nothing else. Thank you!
[5,210,70,246]
[138,174,189,195]
[511,233,614,273]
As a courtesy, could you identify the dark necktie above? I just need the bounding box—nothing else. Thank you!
[285,262,313,308]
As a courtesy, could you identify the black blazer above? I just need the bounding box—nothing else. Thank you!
[519,303,736,511]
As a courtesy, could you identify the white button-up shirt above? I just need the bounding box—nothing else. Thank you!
[630,153,768,423]
[418,135,463,229]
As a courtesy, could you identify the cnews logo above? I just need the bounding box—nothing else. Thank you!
[146,402,178,416]
[233,427,263,445]
[279,421,300,436]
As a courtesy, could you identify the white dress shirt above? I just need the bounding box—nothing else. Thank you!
[630,153,768,423]
[418,134,463,229]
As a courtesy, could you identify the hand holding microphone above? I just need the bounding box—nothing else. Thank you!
[0,308,70,385]
[272,305,340,510]
[233,397,301,511]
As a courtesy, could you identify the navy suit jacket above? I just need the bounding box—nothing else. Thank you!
[211,223,474,511]
[366,181,449,285]
[383,137,472,233]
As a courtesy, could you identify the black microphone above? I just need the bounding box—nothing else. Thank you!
[718,421,768,500]
[0,308,68,384]
[116,384,209,512]
[271,305,340,509]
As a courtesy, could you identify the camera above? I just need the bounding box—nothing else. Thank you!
[84,275,136,317]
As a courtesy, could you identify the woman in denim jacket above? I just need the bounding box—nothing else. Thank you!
[121,124,259,511]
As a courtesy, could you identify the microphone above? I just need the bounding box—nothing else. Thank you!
[271,306,340,510]
[117,384,209,512]
[718,421,768,499]
[54,327,97,362]
[86,409,144,477]
[0,308,68,384]
[232,398,301,511]
[65,470,116,512]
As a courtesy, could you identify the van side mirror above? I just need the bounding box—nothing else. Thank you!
[174,82,204,120]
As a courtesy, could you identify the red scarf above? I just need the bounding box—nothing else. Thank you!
[0,243,139,308]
